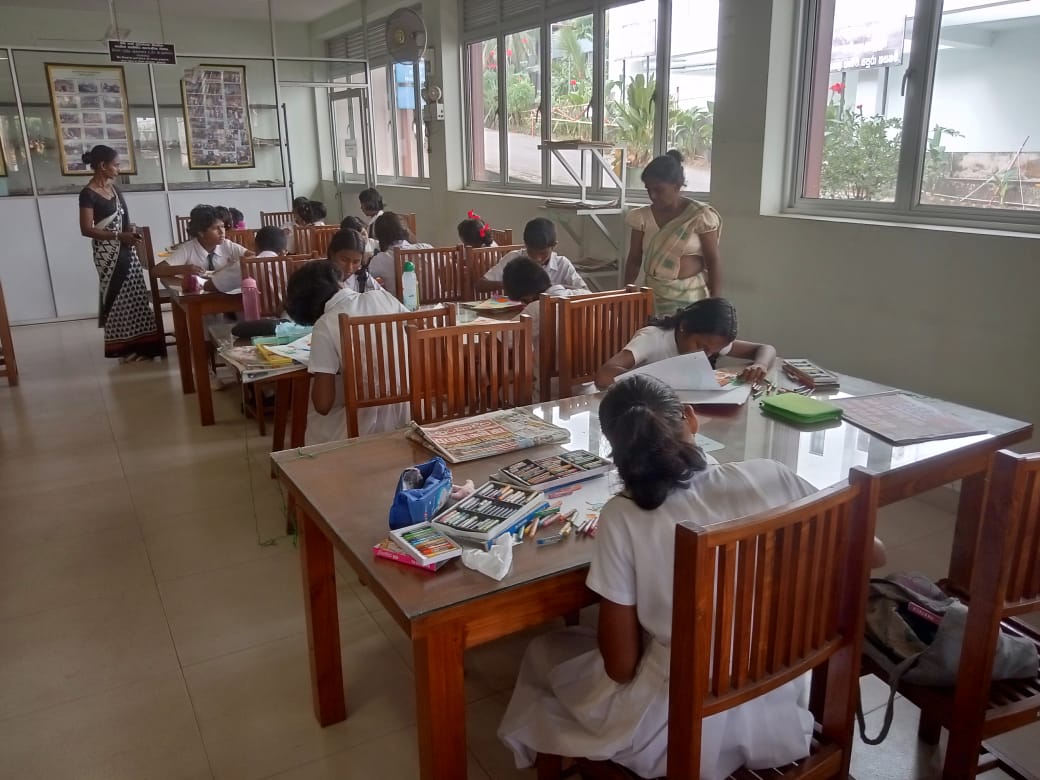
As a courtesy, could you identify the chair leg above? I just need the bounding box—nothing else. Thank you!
[917,710,942,746]
[255,387,266,436]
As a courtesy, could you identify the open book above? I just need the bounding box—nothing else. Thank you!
[619,352,752,405]
[408,408,571,464]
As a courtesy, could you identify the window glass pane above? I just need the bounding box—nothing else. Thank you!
[667,0,718,192]
[505,28,541,185]
[332,91,366,182]
[920,1,1040,211]
[549,15,593,187]
[802,0,916,202]
[0,58,32,196]
[393,62,420,178]
[369,66,395,179]
[467,39,500,183]
[605,0,658,189]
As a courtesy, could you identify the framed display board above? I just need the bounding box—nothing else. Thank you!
[181,64,254,169]
[45,63,135,175]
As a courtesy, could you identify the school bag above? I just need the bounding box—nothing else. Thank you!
[856,572,1038,745]
[388,457,453,530]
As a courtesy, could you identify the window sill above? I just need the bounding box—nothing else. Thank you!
[774,208,1040,240]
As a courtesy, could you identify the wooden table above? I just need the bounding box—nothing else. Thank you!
[271,376,1031,780]
[169,288,242,426]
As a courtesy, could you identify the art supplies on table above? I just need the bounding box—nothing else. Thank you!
[389,522,464,566]
[782,359,840,391]
[431,480,547,546]
[408,408,571,464]
[622,352,753,406]
[829,392,986,446]
[372,536,447,571]
[463,297,524,313]
[760,393,843,426]
[498,449,612,492]
[262,332,312,365]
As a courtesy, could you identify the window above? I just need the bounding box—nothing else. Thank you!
[463,0,719,194]
[793,0,1040,222]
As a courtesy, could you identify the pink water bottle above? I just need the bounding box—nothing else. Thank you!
[241,277,260,320]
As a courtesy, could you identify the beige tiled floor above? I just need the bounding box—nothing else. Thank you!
[1,319,1037,779]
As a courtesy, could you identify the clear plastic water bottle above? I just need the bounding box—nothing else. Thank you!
[401,259,419,311]
[241,277,261,320]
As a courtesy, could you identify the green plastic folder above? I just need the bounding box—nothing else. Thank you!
[760,393,843,425]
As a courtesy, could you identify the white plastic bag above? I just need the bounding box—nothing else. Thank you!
[462,533,514,581]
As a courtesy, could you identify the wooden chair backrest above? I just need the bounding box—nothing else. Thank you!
[241,253,314,318]
[338,306,455,438]
[0,277,19,386]
[464,244,523,299]
[294,225,340,257]
[555,286,654,397]
[226,228,257,252]
[137,226,169,358]
[175,215,190,243]
[668,469,878,778]
[490,227,513,245]
[261,210,294,228]
[393,245,466,305]
[401,212,417,238]
[407,316,533,424]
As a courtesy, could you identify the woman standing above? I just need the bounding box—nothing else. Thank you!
[77,145,163,362]
[624,150,723,315]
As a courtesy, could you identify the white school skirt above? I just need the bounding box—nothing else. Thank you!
[498,627,814,780]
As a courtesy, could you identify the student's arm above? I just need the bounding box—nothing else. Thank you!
[311,372,336,415]
[727,339,776,384]
[624,229,644,285]
[595,348,637,390]
[598,598,643,684]
[698,229,722,296]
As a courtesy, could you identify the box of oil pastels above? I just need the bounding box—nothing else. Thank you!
[430,480,547,546]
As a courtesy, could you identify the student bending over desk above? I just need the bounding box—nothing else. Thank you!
[594,297,775,389]
[366,213,432,298]
[475,217,588,294]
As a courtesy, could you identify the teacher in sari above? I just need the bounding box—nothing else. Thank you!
[624,150,723,315]
[78,145,162,362]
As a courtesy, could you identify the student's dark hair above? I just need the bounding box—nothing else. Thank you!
[285,259,344,326]
[82,144,117,170]
[214,205,232,229]
[358,187,384,212]
[292,196,309,209]
[642,149,685,187]
[186,204,223,238]
[502,256,550,302]
[327,229,370,292]
[229,207,244,226]
[374,212,410,251]
[647,297,738,342]
[458,211,493,247]
[294,199,326,225]
[600,375,708,510]
[522,217,557,250]
[254,225,287,254]
[340,215,366,233]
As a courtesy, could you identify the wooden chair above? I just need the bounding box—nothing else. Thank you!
[464,244,523,299]
[226,228,257,252]
[554,286,654,399]
[407,316,533,424]
[294,225,340,257]
[401,212,417,238]
[174,215,190,243]
[241,253,314,318]
[0,278,19,386]
[490,227,513,245]
[261,210,294,228]
[339,306,455,438]
[537,469,879,780]
[139,226,172,358]
[393,245,467,305]
[863,449,1040,779]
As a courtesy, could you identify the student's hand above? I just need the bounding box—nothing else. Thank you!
[739,363,768,385]
[183,262,205,275]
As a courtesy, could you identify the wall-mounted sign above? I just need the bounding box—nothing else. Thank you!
[830,16,907,72]
[109,40,177,65]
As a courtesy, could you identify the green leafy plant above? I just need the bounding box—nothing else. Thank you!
[820,96,902,200]
[607,73,657,168]
[669,101,714,162]
[923,125,963,196]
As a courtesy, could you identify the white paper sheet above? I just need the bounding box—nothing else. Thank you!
[263,333,312,365]
[675,384,752,406]
[619,351,721,390]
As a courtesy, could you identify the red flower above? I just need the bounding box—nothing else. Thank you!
[570,79,577,86]
[521,37,528,44]
[829,82,844,94]
[506,48,513,57]
[856,103,863,111]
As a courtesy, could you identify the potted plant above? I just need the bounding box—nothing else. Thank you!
[607,73,656,185]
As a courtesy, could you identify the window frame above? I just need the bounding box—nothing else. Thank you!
[786,0,1040,232]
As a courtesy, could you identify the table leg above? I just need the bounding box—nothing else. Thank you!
[290,373,310,448]
[186,306,215,426]
[298,505,346,725]
[947,468,989,594]
[171,302,194,394]
[414,625,467,780]
[272,376,291,454]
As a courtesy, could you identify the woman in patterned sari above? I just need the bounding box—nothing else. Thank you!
[624,150,723,316]
[78,145,163,361]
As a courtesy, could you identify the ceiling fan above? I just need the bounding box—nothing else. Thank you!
[37,0,131,45]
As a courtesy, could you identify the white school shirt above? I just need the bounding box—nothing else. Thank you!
[484,250,588,290]
[622,324,731,367]
[368,240,433,298]
[521,284,585,396]
[167,238,249,293]
[256,250,279,258]
[306,285,411,445]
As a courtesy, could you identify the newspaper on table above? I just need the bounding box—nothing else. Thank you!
[408,408,571,464]
[219,345,302,383]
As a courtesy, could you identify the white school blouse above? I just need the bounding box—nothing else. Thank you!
[166,238,249,293]
[367,240,433,298]
[484,250,588,290]
[622,324,731,367]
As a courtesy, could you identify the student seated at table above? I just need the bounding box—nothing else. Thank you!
[156,203,253,293]
[475,217,588,294]
[293,198,327,227]
[498,374,821,779]
[458,211,496,248]
[228,207,246,230]
[340,215,379,258]
[327,229,381,292]
[594,297,775,390]
[215,205,233,231]
[502,256,584,397]
[307,258,411,445]
[366,212,433,298]
[254,225,287,257]
[358,187,385,240]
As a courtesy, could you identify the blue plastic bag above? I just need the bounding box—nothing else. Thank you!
[388,457,453,530]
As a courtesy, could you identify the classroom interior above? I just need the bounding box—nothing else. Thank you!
[2,0,1040,778]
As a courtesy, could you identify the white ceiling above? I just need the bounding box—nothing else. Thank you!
[0,0,354,22]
